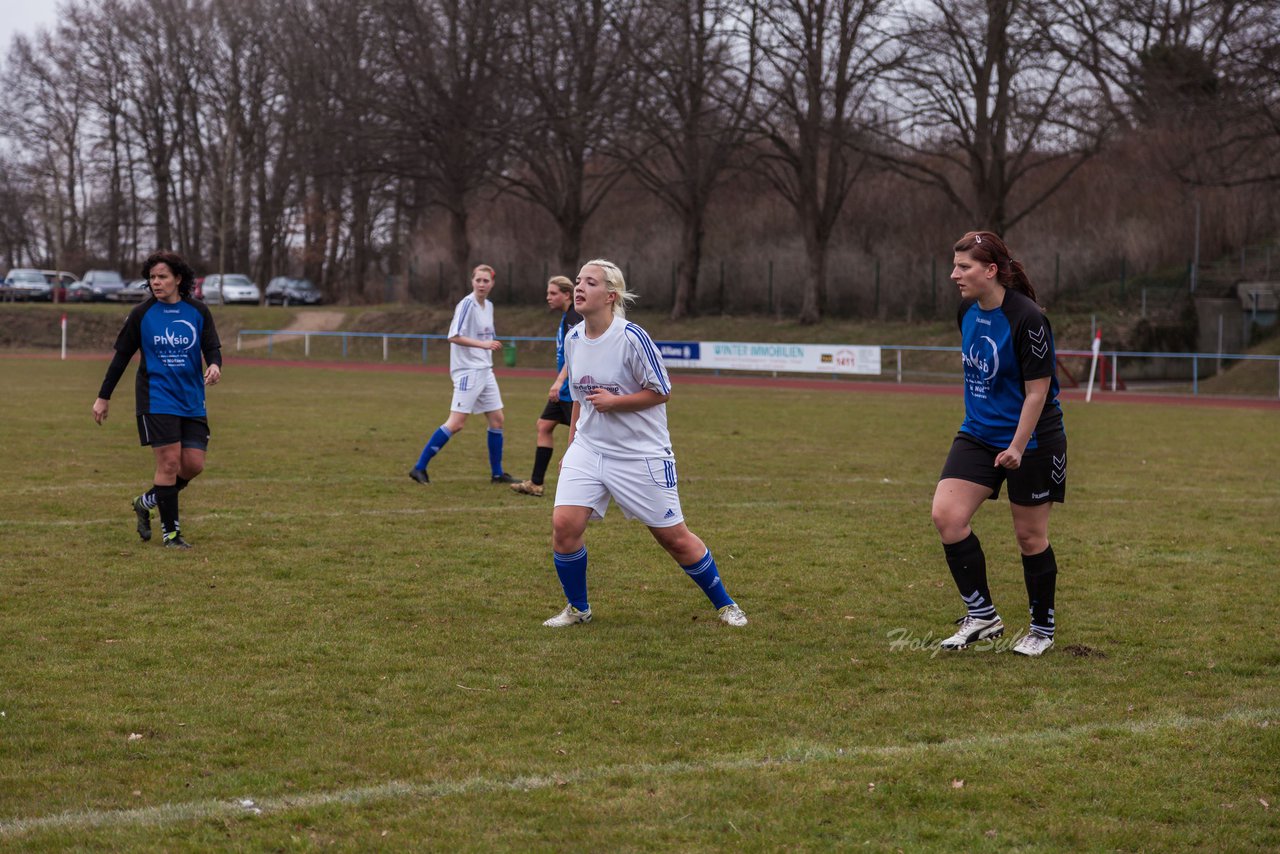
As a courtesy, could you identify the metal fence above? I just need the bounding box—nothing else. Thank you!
[236,329,1280,399]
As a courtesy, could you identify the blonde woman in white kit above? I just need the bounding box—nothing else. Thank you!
[542,259,748,628]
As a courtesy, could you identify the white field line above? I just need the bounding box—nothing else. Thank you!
[0,706,1272,840]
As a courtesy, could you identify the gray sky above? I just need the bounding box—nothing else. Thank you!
[1,0,62,56]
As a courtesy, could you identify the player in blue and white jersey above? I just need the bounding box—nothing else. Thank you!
[93,251,222,549]
[932,231,1066,657]
[542,259,747,628]
[512,275,583,497]
[409,264,516,485]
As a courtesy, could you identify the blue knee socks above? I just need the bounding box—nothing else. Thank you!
[554,547,589,611]
[415,426,452,471]
[487,428,504,477]
[682,550,733,609]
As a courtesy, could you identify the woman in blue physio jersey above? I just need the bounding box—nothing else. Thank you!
[932,232,1066,657]
[93,251,223,549]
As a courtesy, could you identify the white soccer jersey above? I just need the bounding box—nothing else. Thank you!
[565,316,673,460]
[447,293,496,374]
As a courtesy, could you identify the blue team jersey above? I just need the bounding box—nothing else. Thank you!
[556,307,583,401]
[113,297,222,417]
[957,289,1063,449]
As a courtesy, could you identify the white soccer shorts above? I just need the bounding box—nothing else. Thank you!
[554,441,685,528]
[450,369,504,414]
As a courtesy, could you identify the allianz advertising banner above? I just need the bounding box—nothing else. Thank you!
[657,341,881,376]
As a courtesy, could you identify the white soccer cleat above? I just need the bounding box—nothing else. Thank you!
[543,603,591,627]
[1012,633,1054,657]
[717,603,748,627]
[939,615,1003,650]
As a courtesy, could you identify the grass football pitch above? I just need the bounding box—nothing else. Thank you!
[0,357,1277,850]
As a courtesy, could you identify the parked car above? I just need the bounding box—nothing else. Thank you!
[3,268,53,301]
[202,273,260,305]
[265,277,323,306]
[117,279,152,303]
[66,283,96,302]
[41,270,80,303]
[81,269,126,301]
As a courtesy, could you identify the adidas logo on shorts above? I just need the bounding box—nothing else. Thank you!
[663,508,675,519]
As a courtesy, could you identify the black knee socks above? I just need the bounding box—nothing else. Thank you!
[530,446,554,486]
[943,532,997,619]
[1022,545,1058,638]
[154,483,180,538]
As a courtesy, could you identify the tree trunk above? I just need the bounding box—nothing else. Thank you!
[236,142,253,273]
[106,110,123,269]
[799,211,827,325]
[557,215,583,283]
[324,182,342,300]
[448,205,470,293]
[671,211,704,320]
[153,153,172,250]
[255,162,273,292]
[350,175,371,301]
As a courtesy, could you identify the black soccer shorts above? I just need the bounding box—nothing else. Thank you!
[539,399,574,426]
[138,414,211,450]
[940,432,1066,505]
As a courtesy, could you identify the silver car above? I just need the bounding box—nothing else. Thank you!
[203,273,261,305]
[3,268,52,301]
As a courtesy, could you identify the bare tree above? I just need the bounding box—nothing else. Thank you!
[275,0,380,299]
[750,0,895,324]
[114,0,208,253]
[615,0,760,319]
[62,0,134,270]
[501,0,627,278]
[2,28,91,270]
[0,155,38,268]
[370,0,514,285]
[1058,0,1280,188]
[869,0,1106,237]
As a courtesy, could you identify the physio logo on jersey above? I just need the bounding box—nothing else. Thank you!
[962,336,999,398]
[154,320,198,351]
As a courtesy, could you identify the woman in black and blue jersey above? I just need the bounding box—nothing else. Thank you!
[93,251,222,549]
[931,231,1065,657]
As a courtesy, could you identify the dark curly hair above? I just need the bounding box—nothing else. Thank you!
[141,250,196,298]
[953,231,1038,304]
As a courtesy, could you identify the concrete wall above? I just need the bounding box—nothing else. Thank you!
[1195,297,1248,355]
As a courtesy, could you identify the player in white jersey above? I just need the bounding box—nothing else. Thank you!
[542,259,747,628]
[409,264,517,484]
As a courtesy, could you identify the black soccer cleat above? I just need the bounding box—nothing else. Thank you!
[408,468,430,484]
[132,495,153,542]
[490,472,518,484]
[163,533,192,549]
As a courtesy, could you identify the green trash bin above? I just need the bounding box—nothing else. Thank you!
[503,341,517,367]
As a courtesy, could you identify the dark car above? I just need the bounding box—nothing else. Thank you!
[3,268,52,301]
[265,277,323,306]
[66,283,96,302]
[81,269,126,301]
[116,279,152,303]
